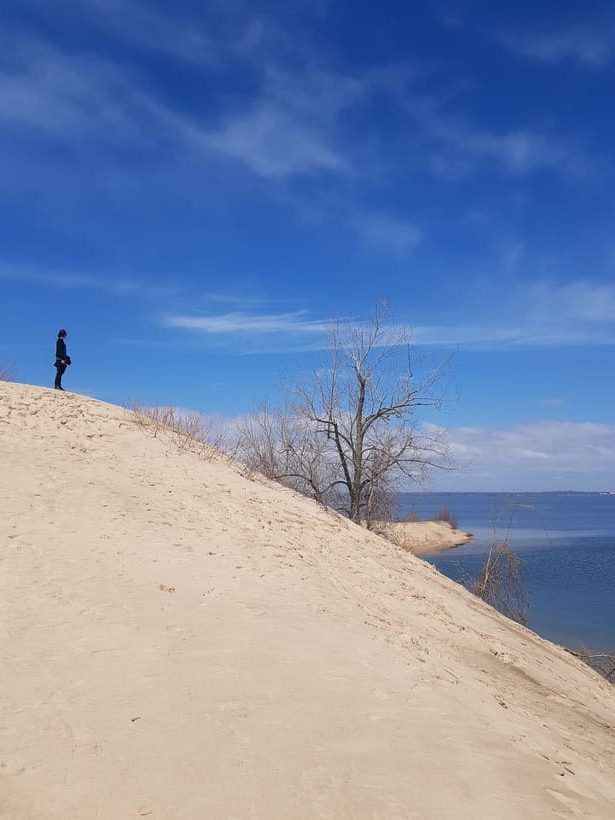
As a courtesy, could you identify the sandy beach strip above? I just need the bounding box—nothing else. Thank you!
[377,519,473,554]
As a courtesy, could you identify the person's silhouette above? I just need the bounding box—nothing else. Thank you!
[54,329,70,390]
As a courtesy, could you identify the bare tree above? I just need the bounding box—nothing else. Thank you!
[237,306,451,523]
[295,306,450,523]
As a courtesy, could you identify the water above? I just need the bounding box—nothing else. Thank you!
[398,492,615,651]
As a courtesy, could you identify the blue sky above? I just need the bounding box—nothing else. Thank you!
[1,0,614,490]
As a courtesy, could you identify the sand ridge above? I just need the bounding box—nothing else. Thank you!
[376,519,472,554]
[1,382,614,819]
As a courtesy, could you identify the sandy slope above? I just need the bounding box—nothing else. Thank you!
[1,383,614,820]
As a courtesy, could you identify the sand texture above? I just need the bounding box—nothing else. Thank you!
[377,520,472,554]
[1,383,614,819]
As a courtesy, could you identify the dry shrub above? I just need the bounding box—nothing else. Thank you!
[401,506,421,523]
[467,505,532,625]
[472,536,528,626]
[433,505,458,529]
[235,404,344,506]
[128,401,225,460]
[0,362,13,382]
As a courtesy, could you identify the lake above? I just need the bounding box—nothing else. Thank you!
[398,492,615,651]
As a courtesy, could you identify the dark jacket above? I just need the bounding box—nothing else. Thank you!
[56,337,67,364]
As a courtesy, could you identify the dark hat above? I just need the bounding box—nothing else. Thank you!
[58,329,67,338]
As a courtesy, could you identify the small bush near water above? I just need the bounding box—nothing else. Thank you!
[401,505,459,528]
[401,506,422,523]
[471,537,528,626]
[432,506,458,529]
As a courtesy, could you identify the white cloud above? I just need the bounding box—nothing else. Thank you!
[527,280,615,324]
[0,39,162,147]
[407,98,588,177]
[0,263,138,295]
[202,103,349,179]
[499,20,615,68]
[0,0,596,196]
[457,130,571,175]
[85,0,216,64]
[165,310,332,336]
[427,421,615,491]
[163,278,615,352]
[199,63,371,178]
[0,25,363,181]
[5,0,216,64]
[6,271,610,352]
[354,212,422,252]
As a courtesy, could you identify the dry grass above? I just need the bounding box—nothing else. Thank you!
[432,506,458,529]
[128,401,225,461]
[0,362,13,382]
[401,506,421,523]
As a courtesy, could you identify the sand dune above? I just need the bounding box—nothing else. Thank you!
[1,382,614,819]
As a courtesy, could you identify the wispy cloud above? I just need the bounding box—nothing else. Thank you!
[0,36,172,151]
[8,5,362,180]
[0,24,362,181]
[196,292,299,308]
[201,101,349,179]
[1,2,592,187]
[0,263,139,295]
[408,98,588,178]
[438,3,615,70]
[84,0,216,64]
[415,326,615,348]
[353,212,423,252]
[427,421,615,491]
[199,61,381,179]
[0,0,603,302]
[163,279,615,352]
[498,18,615,68]
[526,280,615,324]
[6,0,216,64]
[165,310,332,336]
[415,279,615,347]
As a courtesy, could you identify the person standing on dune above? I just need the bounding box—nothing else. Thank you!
[54,329,71,391]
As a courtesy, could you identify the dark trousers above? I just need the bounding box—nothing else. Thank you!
[54,363,67,389]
